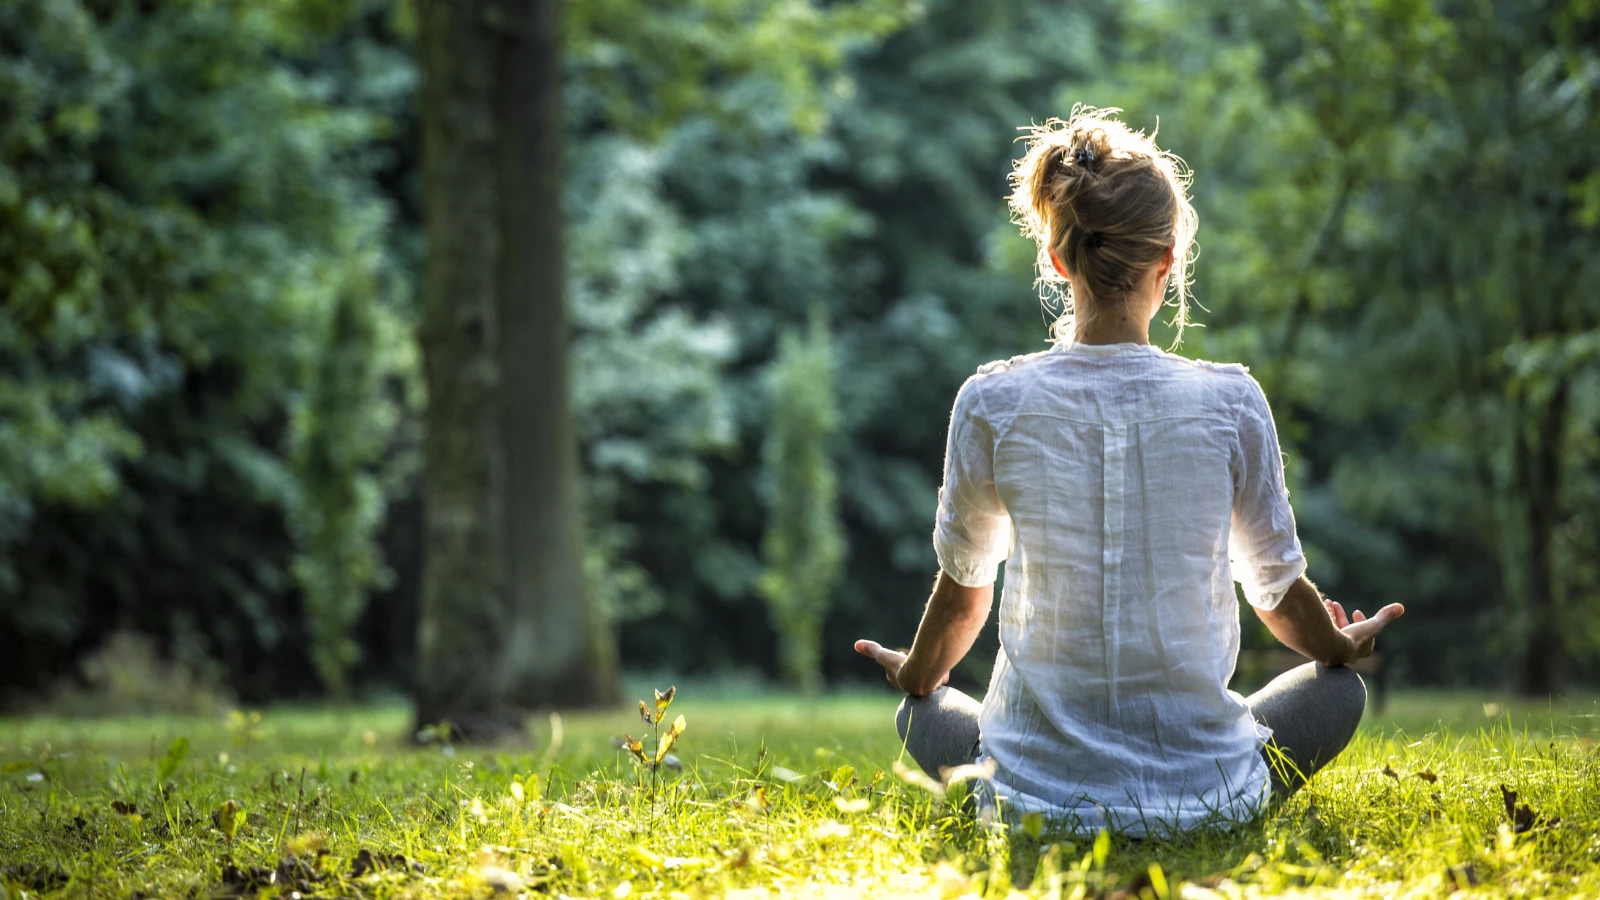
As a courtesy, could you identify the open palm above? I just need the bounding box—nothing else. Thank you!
[853,639,948,695]
[1323,599,1405,662]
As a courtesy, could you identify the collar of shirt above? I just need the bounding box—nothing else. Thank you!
[1054,340,1164,358]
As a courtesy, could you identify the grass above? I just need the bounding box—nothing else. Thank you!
[2,687,1599,899]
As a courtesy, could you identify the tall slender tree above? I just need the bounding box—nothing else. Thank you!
[414,0,615,738]
[759,313,845,693]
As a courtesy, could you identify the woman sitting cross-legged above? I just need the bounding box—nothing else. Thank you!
[854,107,1403,835]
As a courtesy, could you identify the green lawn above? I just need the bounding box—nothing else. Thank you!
[2,687,1598,898]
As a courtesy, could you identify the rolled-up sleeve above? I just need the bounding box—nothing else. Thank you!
[1228,376,1306,610]
[932,376,1011,588]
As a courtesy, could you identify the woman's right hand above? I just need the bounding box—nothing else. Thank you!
[1324,599,1405,663]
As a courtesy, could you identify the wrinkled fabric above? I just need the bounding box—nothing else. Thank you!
[931,340,1306,833]
[893,663,1365,806]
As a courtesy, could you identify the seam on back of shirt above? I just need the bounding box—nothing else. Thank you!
[1007,411,1227,427]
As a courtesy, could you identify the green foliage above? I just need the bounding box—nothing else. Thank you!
[567,139,736,626]
[1,0,915,699]
[0,0,416,696]
[289,287,412,694]
[3,693,1600,897]
[562,0,914,675]
[6,0,1600,697]
[760,314,846,692]
[568,0,913,137]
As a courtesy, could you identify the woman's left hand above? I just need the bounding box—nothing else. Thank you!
[854,639,948,695]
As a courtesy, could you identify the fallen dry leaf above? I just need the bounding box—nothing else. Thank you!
[1500,784,1559,833]
[349,848,423,878]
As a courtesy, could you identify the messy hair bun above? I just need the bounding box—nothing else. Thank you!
[1008,106,1198,344]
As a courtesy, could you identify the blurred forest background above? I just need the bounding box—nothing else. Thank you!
[3,0,1598,717]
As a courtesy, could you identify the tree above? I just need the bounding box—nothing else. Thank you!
[413,0,615,737]
[0,0,412,703]
[759,313,846,693]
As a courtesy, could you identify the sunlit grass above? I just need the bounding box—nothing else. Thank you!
[2,687,1598,898]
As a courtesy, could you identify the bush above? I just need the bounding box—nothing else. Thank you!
[0,0,416,703]
[47,631,232,716]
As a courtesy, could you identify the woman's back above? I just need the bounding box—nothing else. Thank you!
[860,108,1395,835]
[937,341,1305,830]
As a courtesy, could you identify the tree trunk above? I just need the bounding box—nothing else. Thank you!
[413,0,615,739]
[414,0,508,738]
[1513,378,1569,696]
[495,0,616,707]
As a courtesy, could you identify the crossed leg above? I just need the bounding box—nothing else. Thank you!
[895,687,982,776]
[1245,661,1367,798]
[895,662,1367,802]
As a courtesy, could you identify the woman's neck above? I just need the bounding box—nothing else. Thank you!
[1068,279,1162,346]
[1073,307,1153,345]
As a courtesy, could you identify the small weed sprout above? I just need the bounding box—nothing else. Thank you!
[226,710,264,750]
[414,720,457,757]
[618,685,686,804]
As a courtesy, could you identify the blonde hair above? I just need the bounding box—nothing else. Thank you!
[1008,106,1199,345]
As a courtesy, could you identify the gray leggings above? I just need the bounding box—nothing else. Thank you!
[895,662,1366,801]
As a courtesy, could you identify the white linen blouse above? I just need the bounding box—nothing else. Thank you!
[933,340,1306,834]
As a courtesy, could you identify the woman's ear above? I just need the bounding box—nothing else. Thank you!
[1049,248,1070,279]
